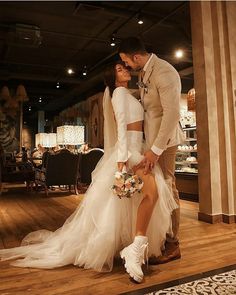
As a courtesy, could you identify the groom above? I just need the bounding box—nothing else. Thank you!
[119,37,184,264]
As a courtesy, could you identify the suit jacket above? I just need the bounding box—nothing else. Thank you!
[139,54,185,152]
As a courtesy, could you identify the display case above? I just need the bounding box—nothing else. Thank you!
[175,126,198,175]
[175,126,198,201]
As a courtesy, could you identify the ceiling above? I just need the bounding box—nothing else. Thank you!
[0,1,193,127]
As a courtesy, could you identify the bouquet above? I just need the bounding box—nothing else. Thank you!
[112,170,144,199]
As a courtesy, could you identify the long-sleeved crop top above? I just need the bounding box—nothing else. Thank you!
[111,87,144,162]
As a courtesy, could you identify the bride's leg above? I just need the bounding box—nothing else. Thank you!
[135,168,158,236]
[120,168,158,283]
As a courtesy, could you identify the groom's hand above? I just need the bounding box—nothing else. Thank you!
[143,150,159,174]
[117,162,126,172]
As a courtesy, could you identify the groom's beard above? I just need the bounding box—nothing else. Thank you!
[135,66,142,71]
[130,66,142,72]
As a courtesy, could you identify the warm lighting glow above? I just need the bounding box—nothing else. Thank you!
[110,36,116,47]
[47,133,57,147]
[73,126,85,145]
[82,66,87,76]
[137,14,144,25]
[175,49,184,59]
[35,133,57,148]
[187,88,196,111]
[0,86,11,101]
[67,68,74,75]
[56,125,85,145]
[15,84,29,102]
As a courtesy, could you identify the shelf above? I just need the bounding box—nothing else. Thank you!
[175,161,198,165]
[175,171,198,176]
[175,123,198,187]
[183,126,197,131]
[177,149,197,153]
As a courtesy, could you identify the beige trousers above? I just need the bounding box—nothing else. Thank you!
[158,145,180,243]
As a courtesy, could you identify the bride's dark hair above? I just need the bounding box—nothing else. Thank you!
[104,61,126,96]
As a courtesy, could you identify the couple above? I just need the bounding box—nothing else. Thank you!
[0,37,184,283]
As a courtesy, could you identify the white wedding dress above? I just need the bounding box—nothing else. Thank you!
[0,87,178,272]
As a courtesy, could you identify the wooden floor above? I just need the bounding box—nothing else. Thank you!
[0,185,236,295]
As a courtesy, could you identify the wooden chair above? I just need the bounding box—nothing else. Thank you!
[35,149,80,196]
[78,148,104,192]
[0,152,35,194]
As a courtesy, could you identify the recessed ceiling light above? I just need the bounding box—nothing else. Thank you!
[175,49,184,58]
[137,14,144,25]
[67,68,74,75]
[110,35,116,47]
[82,66,87,76]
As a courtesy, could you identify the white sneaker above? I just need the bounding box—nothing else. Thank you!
[120,236,148,283]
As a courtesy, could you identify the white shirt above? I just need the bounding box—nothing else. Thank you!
[143,53,154,72]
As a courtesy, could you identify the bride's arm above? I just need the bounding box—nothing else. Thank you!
[111,87,128,171]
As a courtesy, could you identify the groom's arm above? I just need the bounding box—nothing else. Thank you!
[140,67,181,174]
[152,67,181,154]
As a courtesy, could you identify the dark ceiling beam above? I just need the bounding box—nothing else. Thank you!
[0,23,108,43]
[24,88,67,97]
[53,18,119,83]
[0,71,79,84]
[110,2,150,34]
[140,2,187,36]
[75,2,178,27]
[53,2,149,83]
[0,60,62,70]
[84,2,191,75]
[43,72,104,113]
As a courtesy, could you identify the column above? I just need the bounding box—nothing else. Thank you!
[190,1,236,223]
[38,110,45,133]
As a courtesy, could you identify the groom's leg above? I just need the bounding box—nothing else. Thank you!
[159,145,180,242]
[151,145,181,264]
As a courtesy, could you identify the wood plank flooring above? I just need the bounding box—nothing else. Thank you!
[0,186,236,295]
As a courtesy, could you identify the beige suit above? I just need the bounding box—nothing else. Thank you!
[140,54,184,243]
[140,54,184,151]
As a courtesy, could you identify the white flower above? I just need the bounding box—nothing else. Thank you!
[115,171,122,179]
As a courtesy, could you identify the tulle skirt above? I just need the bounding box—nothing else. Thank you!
[0,131,178,272]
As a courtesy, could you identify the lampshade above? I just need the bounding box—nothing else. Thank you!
[15,84,29,102]
[35,133,57,148]
[4,97,19,109]
[0,86,11,101]
[46,133,57,147]
[73,126,85,145]
[56,125,84,145]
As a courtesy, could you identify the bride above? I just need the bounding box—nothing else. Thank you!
[0,62,177,283]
